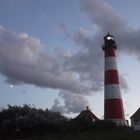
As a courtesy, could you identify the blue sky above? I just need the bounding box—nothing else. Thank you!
[0,0,140,122]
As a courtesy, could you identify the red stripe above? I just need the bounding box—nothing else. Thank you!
[104,99,125,120]
[105,70,119,84]
[105,48,116,57]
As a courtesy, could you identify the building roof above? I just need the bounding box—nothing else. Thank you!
[131,108,140,119]
[77,107,99,123]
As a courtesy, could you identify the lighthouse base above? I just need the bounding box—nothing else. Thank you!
[105,119,129,126]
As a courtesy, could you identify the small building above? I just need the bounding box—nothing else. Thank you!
[130,108,140,130]
[77,107,99,123]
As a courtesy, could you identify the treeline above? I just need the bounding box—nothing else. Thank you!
[0,105,122,138]
[0,104,67,136]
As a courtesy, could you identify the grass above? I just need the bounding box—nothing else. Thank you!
[2,130,140,140]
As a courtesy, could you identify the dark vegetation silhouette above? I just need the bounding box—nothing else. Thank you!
[0,105,129,139]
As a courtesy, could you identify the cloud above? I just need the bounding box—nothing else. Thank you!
[2,0,138,113]
[80,0,140,59]
[0,26,102,96]
[51,90,90,114]
[69,28,104,92]
[76,0,140,95]
[0,27,76,91]
[80,0,126,34]
[119,74,129,92]
[51,99,66,114]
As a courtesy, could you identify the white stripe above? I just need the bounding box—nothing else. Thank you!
[105,84,122,99]
[105,57,117,71]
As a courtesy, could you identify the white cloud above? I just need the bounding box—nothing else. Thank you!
[51,90,90,114]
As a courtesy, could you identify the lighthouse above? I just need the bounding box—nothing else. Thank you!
[103,33,127,125]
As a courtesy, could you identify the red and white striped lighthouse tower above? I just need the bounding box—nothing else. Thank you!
[103,33,126,125]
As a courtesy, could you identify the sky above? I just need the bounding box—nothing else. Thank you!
[0,0,140,122]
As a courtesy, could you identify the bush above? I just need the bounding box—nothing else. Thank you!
[0,104,68,137]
